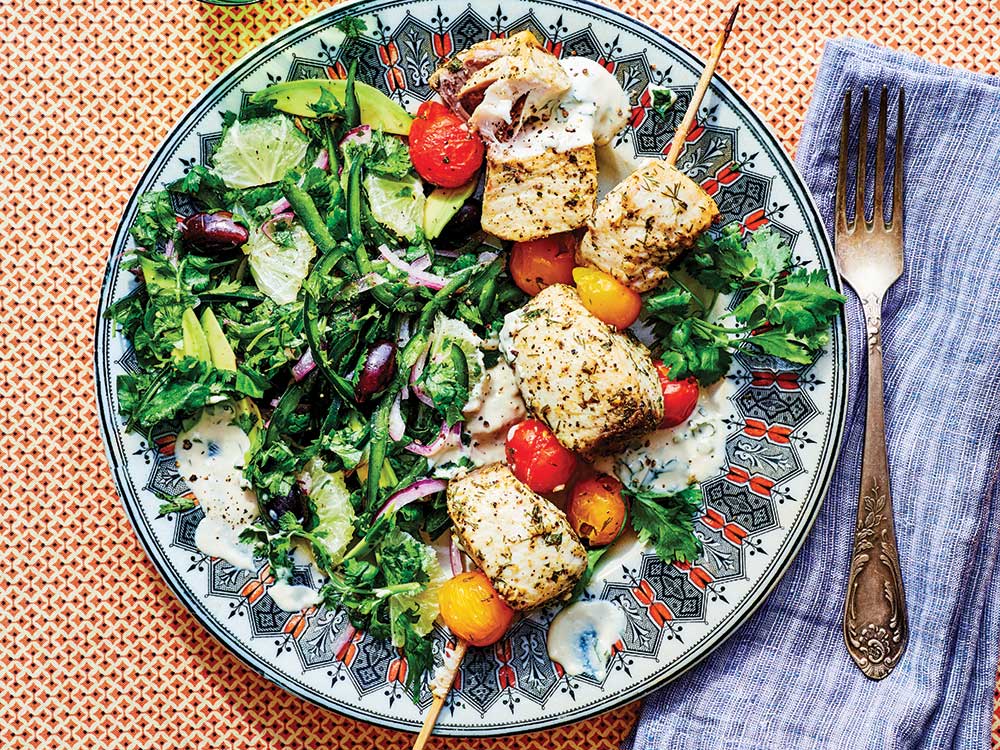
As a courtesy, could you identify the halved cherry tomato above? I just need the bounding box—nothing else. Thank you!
[572,266,642,329]
[567,473,627,547]
[509,233,577,296]
[505,419,577,494]
[408,101,485,188]
[654,361,699,428]
[438,571,515,646]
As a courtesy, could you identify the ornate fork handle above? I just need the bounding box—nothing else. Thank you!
[843,295,909,679]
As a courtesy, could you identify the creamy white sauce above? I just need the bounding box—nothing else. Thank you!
[268,581,322,612]
[483,57,630,160]
[175,402,257,528]
[176,402,261,567]
[596,379,733,495]
[429,361,526,475]
[467,361,526,466]
[596,142,641,201]
[547,601,626,680]
[194,515,256,570]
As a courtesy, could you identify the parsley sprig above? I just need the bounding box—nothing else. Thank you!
[646,225,845,384]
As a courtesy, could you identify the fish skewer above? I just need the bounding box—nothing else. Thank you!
[412,639,468,750]
[411,8,741,746]
[666,2,742,166]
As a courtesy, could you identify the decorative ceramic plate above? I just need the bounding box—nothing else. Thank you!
[96,0,846,736]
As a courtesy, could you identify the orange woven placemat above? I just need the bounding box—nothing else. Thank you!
[3,1,999,748]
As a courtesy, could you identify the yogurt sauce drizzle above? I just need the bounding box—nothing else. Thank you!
[492,57,630,160]
[596,378,734,495]
[268,581,322,612]
[175,401,259,569]
[546,601,626,680]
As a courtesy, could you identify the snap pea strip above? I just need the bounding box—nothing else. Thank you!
[302,252,354,401]
[366,395,392,511]
[281,179,338,256]
[344,60,361,130]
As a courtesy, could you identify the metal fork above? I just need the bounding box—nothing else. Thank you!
[836,86,909,680]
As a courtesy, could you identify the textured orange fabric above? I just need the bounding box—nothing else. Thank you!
[4,0,1000,747]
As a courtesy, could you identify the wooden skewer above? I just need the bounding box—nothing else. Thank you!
[413,639,469,750]
[412,12,740,746]
[665,2,742,166]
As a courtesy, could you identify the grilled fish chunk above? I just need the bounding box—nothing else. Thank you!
[499,284,663,455]
[447,462,587,610]
[429,31,566,128]
[577,159,720,293]
[482,144,597,241]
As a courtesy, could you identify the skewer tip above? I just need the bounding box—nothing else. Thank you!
[724,2,741,38]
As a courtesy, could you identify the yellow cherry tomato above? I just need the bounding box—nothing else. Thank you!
[572,266,642,329]
[509,233,577,296]
[567,474,627,547]
[438,571,515,646]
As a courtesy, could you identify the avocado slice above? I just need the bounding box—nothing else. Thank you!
[199,307,238,371]
[251,79,412,135]
[423,180,477,240]
[176,308,212,363]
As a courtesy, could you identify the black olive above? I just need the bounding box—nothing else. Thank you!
[436,200,483,249]
[265,483,307,526]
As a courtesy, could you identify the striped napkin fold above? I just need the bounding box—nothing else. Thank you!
[628,37,1000,750]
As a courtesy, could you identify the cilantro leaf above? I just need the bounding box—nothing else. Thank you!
[744,229,792,281]
[131,191,178,250]
[628,484,704,565]
[651,87,677,118]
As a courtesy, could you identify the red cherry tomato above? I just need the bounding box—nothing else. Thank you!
[505,419,577,494]
[509,233,577,296]
[408,101,485,188]
[654,362,699,428]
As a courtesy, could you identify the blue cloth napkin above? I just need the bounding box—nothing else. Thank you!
[628,37,1000,750]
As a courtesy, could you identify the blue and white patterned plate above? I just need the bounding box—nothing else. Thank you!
[96,0,847,735]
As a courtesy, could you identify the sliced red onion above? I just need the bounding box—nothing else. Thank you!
[406,421,462,457]
[375,478,448,520]
[411,255,431,272]
[388,392,405,442]
[340,124,372,148]
[409,344,434,406]
[292,347,316,382]
[313,149,329,171]
[164,239,175,259]
[449,535,463,576]
[378,245,449,290]
[270,197,292,216]
[433,247,460,258]
[262,212,294,244]
[477,250,499,264]
[331,624,357,660]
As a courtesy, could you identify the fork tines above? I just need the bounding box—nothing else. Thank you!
[836,86,905,236]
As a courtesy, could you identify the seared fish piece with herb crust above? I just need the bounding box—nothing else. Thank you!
[481,144,598,241]
[447,462,587,610]
[430,32,619,241]
[499,284,664,455]
[577,160,720,293]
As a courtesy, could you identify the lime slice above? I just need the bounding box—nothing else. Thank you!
[364,173,425,241]
[212,115,310,189]
[386,531,446,645]
[303,460,355,566]
[429,314,486,407]
[244,221,317,305]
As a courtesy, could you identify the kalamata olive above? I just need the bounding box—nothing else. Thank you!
[265,483,307,525]
[355,339,397,402]
[181,211,249,253]
[437,199,482,249]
